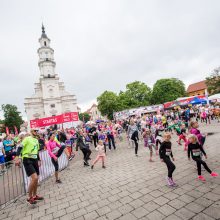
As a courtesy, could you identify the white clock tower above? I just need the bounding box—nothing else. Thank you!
[24,25,78,123]
[38,25,56,78]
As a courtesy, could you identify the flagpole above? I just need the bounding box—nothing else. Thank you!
[205,89,209,106]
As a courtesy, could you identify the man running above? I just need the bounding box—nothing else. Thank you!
[15,129,44,205]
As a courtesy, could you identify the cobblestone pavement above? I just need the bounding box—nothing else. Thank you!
[1,122,220,220]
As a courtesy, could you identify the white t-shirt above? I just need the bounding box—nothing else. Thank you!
[205,108,209,114]
[141,120,146,129]
[0,142,4,156]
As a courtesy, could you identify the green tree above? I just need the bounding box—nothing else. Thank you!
[79,112,91,122]
[97,91,120,119]
[206,67,220,95]
[118,81,151,108]
[151,78,186,104]
[1,104,23,133]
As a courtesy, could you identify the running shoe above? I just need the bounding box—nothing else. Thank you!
[91,165,94,169]
[68,154,75,161]
[210,172,219,177]
[198,175,206,181]
[27,197,37,205]
[102,166,106,169]
[166,177,173,186]
[84,160,89,166]
[56,179,62,184]
[176,141,182,146]
[171,179,178,187]
[33,195,44,201]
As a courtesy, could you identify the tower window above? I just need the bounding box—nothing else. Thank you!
[44,41,47,46]
[51,104,55,108]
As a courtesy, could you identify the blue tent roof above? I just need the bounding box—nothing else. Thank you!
[190,97,207,105]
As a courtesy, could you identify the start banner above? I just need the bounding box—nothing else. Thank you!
[30,112,79,128]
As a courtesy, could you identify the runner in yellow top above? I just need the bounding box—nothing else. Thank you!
[15,129,44,205]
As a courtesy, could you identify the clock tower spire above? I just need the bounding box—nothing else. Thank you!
[38,24,56,78]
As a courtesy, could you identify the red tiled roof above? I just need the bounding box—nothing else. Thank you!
[187,80,207,93]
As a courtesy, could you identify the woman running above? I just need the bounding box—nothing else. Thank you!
[127,120,139,156]
[47,133,70,183]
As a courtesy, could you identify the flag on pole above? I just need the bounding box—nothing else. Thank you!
[205,89,209,106]
[6,127,9,135]
[14,126,18,135]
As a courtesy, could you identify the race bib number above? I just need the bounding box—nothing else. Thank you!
[28,154,38,159]
[52,147,59,154]
[193,151,200,156]
[166,149,171,156]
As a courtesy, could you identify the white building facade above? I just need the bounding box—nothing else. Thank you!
[24,25,77,122]
[86,104,102,121]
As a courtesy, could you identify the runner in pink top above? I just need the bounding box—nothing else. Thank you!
[46,133,69,184]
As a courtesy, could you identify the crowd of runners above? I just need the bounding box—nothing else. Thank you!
[0,104,219,205]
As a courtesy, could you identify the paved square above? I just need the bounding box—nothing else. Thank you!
[1,122,220,219]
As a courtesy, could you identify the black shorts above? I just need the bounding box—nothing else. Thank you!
[23,158,39,177]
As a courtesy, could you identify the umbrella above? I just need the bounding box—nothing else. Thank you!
[209,93,220,100]
[96,119,104,123]
[86,121,95,125]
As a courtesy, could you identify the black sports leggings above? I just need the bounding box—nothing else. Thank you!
[93,135,98,148]
[193,157,212,176]
[156,139,162,148]
[81,148,91,165]
[163,156,176,178]
[133,140,138,155]
[51,146,65,171]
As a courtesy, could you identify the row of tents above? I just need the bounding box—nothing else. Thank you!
[164,93,220,109]
[114,94,220,120]
[164,95,207,109]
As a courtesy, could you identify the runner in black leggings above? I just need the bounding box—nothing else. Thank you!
[76,131,92,167]
[47,133,70,183]
[131,130,139,156]
[188,134,218,181]
[159,133,177,187]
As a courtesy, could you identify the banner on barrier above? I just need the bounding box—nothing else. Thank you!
[30,112,79,128]
[23,150,68,190]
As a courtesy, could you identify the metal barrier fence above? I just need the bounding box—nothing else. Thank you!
[0,150,69,209]
[0,162,26,209]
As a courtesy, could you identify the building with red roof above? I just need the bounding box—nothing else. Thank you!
[187,80,207,97]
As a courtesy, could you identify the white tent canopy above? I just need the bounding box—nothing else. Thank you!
[209,93,220,100]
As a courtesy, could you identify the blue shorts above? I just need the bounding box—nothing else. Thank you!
[0,155,5,164]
